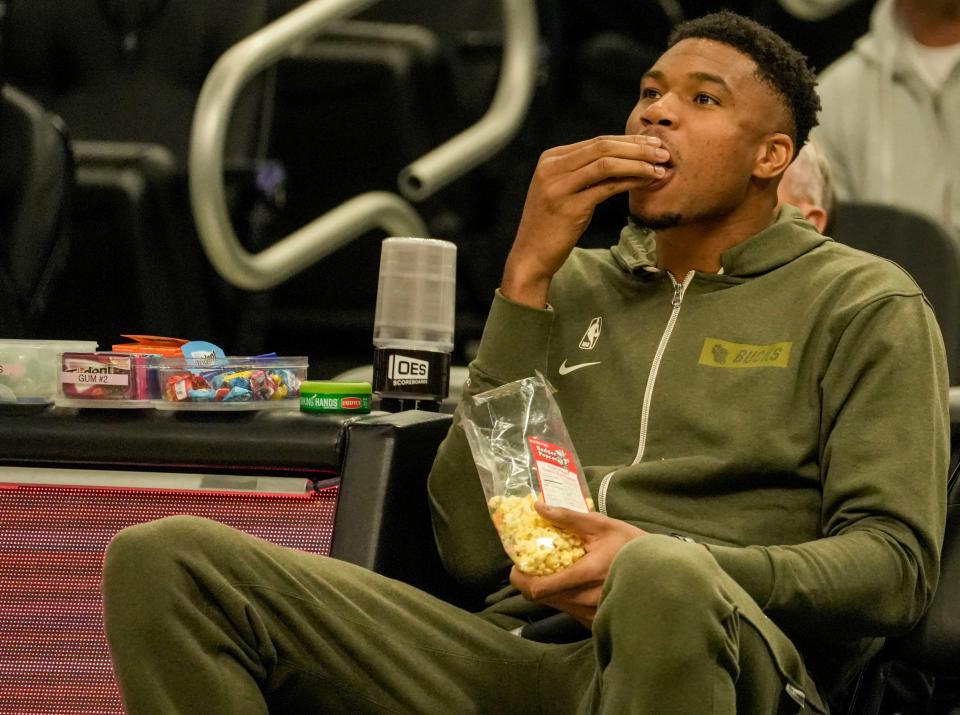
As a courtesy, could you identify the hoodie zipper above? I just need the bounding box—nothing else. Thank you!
[597,270,694,515]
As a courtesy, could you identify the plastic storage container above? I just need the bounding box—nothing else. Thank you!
[0,340,99,404]
[155,356,308,410]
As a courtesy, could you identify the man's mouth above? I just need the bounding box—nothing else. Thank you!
[647,158,675,187]
[635,131,676,186]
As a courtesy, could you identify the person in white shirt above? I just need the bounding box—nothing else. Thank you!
[814,0,960,242]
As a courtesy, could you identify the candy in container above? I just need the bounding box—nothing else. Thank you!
[155,356,306,409]
[462,373,594,576]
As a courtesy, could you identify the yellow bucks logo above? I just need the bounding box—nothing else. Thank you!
[698,338,792,369]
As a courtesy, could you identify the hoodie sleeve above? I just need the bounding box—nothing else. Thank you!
[427,290,556,589]
[707,293,949,638]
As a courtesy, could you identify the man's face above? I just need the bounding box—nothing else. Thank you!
[625,38,789,230]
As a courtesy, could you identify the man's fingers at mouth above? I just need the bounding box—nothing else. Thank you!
[594,134,663,147]
[554,137,670,174]
[585,157,667,184]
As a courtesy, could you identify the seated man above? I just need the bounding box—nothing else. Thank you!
[777,140,835,233]
[102,11,949,714]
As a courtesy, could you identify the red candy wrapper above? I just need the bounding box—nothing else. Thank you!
[164,371,210,402]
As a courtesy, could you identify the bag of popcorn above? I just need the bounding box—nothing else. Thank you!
[462,373,594,575]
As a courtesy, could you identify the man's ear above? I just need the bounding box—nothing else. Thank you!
[753,132,794,180]
[803,205,828,234]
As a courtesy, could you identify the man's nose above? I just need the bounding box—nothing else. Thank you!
[641,95,677,127]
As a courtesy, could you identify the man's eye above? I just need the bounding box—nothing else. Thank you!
[640,87,661,100]
[694,93,719,105]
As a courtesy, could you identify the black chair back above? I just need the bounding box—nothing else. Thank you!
[0,85,72,337]
[847,450,960,714]
[832,201,960,384]
[890,460,960,674]
[3,0,274,348]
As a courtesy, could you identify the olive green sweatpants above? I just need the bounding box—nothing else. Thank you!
[102,516,827,714]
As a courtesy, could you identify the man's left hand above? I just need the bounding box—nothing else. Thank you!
[509,501,647,628]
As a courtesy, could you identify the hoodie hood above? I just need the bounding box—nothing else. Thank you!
[854,0,907,70]
[610,205,831,278]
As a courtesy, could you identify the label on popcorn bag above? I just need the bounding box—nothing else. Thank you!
[528,436,590,513]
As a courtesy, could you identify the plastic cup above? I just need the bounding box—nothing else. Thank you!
[373,237,457,353]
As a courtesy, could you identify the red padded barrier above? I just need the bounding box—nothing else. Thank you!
[0,482,339,714]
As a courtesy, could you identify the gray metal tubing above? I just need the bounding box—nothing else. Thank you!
[398,0,538,201]
[189,0,537,291]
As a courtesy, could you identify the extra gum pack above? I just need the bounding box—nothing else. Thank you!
[59,352,155,401]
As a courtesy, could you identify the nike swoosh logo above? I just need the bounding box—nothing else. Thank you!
[558,359,602,375]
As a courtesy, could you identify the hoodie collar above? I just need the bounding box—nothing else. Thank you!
[611,205,830,278]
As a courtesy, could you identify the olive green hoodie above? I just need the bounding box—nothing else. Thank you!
[428,206,949,697]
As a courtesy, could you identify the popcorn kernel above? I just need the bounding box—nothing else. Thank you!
[488,493,585,575]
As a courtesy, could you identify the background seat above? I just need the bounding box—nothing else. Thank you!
[3,0,274,349]
[0,84,73,337]
[251,0,515,375]
[3,0,270,168]
[33,141,204,342]
[832,201,960,384]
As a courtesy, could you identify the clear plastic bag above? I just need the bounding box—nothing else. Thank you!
[462,373,594,575]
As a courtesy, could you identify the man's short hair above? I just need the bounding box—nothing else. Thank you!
[667,11,820,156]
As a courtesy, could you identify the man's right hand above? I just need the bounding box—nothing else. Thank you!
[500,135,670,308]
